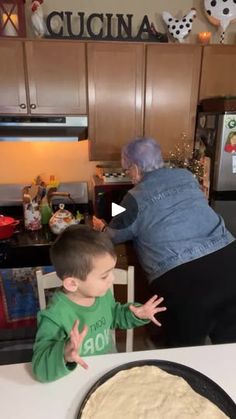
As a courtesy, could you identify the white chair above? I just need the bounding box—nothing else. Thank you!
[36,265,135,352]
[36,270,62,310]
[111,266,135,352]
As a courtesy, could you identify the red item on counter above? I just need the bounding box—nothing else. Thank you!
[0,215,19,240]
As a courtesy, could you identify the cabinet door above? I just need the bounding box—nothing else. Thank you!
[25,40,87,115]
[199,45,236,100]
[145,45,201,159]
[88,43,145,161]
[0,40,27,114]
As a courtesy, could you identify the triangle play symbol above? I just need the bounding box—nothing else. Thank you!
[111,202,126,217]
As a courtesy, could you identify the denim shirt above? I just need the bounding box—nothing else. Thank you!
[106,168,235,283]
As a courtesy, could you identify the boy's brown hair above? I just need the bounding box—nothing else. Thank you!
[50,225,116,281]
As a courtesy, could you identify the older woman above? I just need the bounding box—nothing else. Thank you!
[93,137,236,347]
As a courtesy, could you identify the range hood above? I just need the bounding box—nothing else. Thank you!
[0,116,88,142]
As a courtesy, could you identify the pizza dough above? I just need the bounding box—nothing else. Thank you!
[80,365,228,419]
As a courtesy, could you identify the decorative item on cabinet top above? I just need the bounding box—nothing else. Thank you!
[162,8,197,43]
[45,8,168,42]
[204,0,236,44]
[198,31,212,45]
[31,0,46,38]
[0,115,88,142]
[0,0,26,38]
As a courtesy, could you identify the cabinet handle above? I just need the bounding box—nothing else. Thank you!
[30,104,36,109]
[19,103,26,109]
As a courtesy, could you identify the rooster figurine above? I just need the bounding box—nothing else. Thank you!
[31,0,46,38]
[162,8,197,43]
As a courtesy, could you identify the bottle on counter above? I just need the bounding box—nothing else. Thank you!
[40,196,53,225]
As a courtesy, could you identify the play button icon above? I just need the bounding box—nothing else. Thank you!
[109,191,138,230]
[112,202,126,217]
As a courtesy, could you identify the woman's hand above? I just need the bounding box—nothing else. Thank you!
[129,295,167,326]
[92,215,107,232]
[64,319,88,369]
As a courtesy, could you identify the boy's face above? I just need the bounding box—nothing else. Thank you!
[77,253,117,298]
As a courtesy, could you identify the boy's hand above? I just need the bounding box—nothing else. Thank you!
[129,295,166,327]
[64,319,88,369]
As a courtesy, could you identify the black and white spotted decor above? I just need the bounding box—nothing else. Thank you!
[204,0,236,43]
[162,8,197,42]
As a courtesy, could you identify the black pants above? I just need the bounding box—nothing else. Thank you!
[150,241,236,347]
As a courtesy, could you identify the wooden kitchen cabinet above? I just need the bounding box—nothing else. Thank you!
[145,44,202,159]
[199,45,236,101]
[87,42,145,161]
[88,43,202,161]
[0,40,27,114]
[25,40,87,115]
[0,39,87,115]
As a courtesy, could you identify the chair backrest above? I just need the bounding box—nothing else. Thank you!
[36,265,135,352]
[111,266,134,352]
[36,270,62,310]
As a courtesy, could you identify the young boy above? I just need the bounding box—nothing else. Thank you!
[32,225,166,382]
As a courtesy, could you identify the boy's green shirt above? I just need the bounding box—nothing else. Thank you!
[32,290,149,382]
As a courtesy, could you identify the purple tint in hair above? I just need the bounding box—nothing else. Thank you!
[122,137,164,173]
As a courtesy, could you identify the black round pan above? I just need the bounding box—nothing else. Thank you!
[77,359,236,418]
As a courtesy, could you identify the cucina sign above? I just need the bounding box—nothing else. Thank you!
[46,11,168,42]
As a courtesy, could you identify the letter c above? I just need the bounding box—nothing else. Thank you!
[46,11,64,36]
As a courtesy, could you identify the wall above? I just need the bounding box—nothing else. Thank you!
[0,141,98,185]
[25,0,236,43]
[1,0,236,185]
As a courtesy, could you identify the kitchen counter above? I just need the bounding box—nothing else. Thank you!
[0,206,148,306]
[0,223,133,269]
[0,221,56,268]
[0,344,236,419]
[0,204,90,268]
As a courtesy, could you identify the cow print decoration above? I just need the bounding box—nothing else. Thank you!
[204,0,236,43]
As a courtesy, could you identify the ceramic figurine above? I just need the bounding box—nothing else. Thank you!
[31,0,46,38]
[162,8,197,43]
[204,0,236,43]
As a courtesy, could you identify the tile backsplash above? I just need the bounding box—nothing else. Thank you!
[0,182,89,206]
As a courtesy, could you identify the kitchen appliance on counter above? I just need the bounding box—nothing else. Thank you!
[49,203,78,235]
[0,115,88,142]
[92,175,133,223]
[95,164,132,184]
[195,97,236,236]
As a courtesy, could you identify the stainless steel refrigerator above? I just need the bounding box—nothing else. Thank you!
[195,99,236,236]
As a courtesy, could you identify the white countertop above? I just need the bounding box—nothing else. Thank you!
[0,343,236,419]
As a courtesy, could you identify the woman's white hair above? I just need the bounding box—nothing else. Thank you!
[122,137,164,173]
